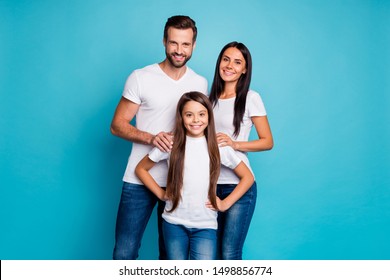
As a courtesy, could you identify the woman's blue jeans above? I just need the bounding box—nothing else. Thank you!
[113,182,166,260]
[162,220,217,260]
[216,181,257,260]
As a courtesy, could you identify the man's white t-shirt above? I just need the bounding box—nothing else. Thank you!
[121,64,208,185]
[213,90,267,184]
[148,136,242,229]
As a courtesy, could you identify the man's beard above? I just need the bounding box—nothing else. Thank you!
[166,51,192,68]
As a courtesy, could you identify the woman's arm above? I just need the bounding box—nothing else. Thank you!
[135,156,166,201]
[213,161,255,212]
[217,116,274,152]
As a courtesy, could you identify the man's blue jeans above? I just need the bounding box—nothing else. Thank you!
[162,220,217,260]
[113,182,166,260]
[216,181,257,260]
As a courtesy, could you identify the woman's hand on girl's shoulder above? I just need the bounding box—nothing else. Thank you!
[217,132,237,150]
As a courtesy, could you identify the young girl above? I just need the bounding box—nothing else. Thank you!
[209,42,274,259]
[135,91,254,260]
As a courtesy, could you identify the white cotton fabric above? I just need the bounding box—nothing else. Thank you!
[213,90,266,184]
[121,64,208,185]
[148,136,242,229]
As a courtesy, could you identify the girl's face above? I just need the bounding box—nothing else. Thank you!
[182,100,209,138]
[219,47,247,84]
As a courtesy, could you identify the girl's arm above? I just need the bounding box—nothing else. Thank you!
[135,156,166,201]
[210,161,255,212]
[217,116,274,152]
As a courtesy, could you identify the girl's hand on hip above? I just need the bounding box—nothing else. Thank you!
[205,198,229,212]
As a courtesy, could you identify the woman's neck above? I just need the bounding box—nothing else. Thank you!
[220,83,237,99]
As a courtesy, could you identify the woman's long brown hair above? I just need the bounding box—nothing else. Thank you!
[209,41,252,137]
[166,91,221,212]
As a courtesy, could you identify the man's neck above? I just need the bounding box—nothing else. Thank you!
[158,60,187,81]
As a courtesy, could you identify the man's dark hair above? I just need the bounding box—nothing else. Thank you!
[163,15,197,42]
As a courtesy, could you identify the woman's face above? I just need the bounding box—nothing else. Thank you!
[219,47,247,84]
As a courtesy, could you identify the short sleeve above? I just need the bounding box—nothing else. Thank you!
[219,146,242,169]
[247,90,267,117]
[122,70,141,104]
[148,147,169,163]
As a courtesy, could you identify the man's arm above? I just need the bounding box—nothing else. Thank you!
[110,97,173,151]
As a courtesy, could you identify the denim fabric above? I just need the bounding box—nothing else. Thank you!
[216,181,257,260]
[113,182,166,260]
[162,220,217,260]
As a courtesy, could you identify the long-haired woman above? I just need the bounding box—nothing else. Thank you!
[209,42,274,260]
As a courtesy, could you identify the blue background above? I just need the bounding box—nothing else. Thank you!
[1,0,389,260]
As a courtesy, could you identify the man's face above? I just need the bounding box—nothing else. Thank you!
[164,27,195,68]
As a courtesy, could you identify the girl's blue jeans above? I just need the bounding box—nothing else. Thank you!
[216,181,257,260]
[162,220,217,260]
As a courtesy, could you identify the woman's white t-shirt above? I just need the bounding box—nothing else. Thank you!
[213,90,267,184]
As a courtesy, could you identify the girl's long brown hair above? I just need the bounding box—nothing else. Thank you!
[166,91,221,212]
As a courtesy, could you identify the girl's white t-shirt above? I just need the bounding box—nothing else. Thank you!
[148,136,242,229]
